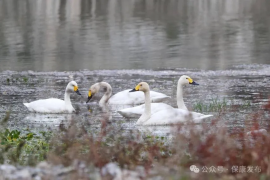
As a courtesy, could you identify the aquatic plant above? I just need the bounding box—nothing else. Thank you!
[22,77,28,83]
[193,97,252,112]
[0,112,50,165]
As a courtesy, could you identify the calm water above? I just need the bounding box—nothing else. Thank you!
[0,0,270,71]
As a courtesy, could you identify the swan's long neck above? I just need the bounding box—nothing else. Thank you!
[144,91,151,116]
[64,90,72,106]
[177,81,188,110]
[99,82,112,105]
[137,90,151,125]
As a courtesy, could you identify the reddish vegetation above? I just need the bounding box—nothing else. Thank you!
[46,100,270,179]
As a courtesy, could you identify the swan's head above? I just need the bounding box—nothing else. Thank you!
[130,82,149,93]
[86,83,99,103]
[67,81,81,95]
[86,82,112,103]
[179,75,199,85]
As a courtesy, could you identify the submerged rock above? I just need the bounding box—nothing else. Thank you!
[0,164,16,174]
[11,169,31,180]
[101,162,145,180]
[101,163,122,180]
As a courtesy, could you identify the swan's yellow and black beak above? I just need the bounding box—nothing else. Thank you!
[129,84,140,92]
[74,86,81,95]
[188,78,199,85]
[86,91,92,103]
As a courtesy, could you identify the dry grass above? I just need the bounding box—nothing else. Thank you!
[42,100,270,179]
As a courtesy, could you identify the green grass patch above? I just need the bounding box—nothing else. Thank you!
[193,97,252,112]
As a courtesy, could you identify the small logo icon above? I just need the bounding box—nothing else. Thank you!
[190,165,200,173]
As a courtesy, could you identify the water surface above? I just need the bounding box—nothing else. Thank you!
[0,0,270,71]
[0,66,269,136]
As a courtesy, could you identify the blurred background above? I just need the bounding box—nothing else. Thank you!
[0,0,269,71]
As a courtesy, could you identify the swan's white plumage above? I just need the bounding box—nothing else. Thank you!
[87,82,170,105]
[24,81,81,113]
[118,103,173,117]
[24,98,72,113]
[141,108,213,125]
[130,82,212,126]
[108,89,169,105]
[118,75,198,117]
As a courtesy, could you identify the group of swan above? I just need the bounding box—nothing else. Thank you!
[86,82,170,105]
[24,75,213,125]
[118,75,197,117]
[128,82,212,125]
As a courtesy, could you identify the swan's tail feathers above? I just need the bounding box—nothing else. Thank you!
[117,110,127,117]
[192,113,213,123]
[201,114,213,119]
[23,103,34,112]
[191,112,213,119]
[118,109,140,118]
[117,110,128,117]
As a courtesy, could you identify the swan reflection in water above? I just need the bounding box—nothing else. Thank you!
[22,113,75,128]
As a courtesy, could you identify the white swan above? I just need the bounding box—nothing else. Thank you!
[23,81,81,113]
[86,82,170,105]
[118,75,198,117]
[130,82,212,125]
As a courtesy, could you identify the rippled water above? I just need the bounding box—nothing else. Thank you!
[0,65,269,135]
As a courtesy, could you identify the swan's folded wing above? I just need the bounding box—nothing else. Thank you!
[118,104,145,117]
[109,90,144,104]
[143,109,212,126]
[24,98,66,113]
[118,103,174,117]
[143,109,188,125]
[109,90,169,105]
[149,91,170,103]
